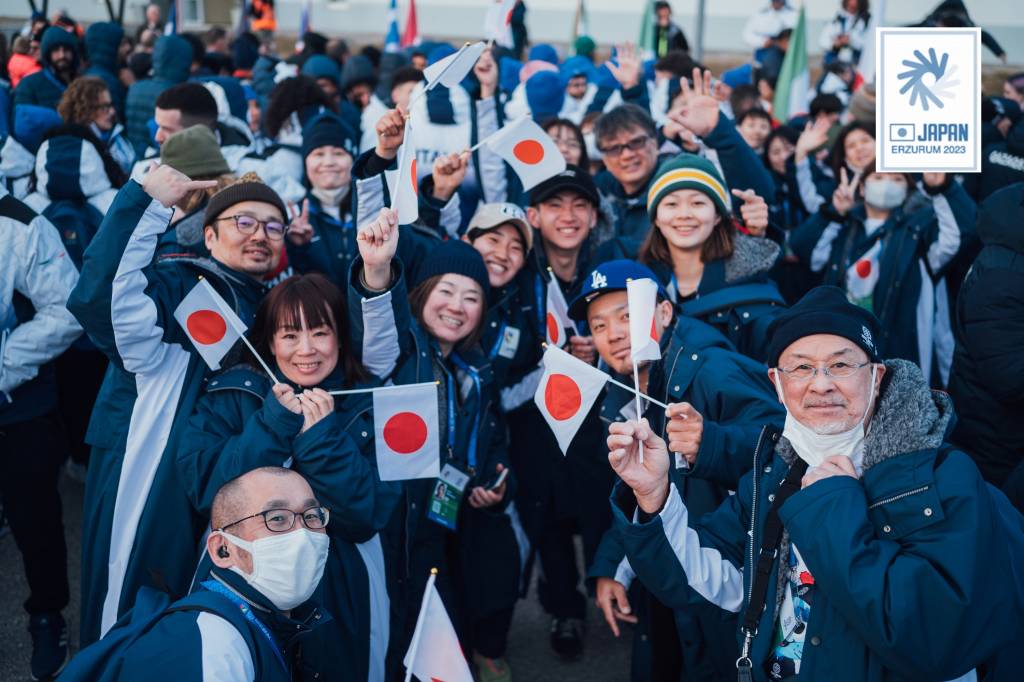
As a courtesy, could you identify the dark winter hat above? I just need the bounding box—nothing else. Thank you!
[529,165,600,207]
[301,113,358,159]
[40,26,78,68]
[765,286,882,367]
[301,54,341,87]
[204,173,288,227]
[568,259,668,321]
[162,125,230,179]
[525,71,565,120]
[413,240,490,298]
[647,154,731,217]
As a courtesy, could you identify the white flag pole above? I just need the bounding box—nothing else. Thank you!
[632,362,645,463]
[328,380,439,396]
[403,568,438,682]
[237,335,278,383]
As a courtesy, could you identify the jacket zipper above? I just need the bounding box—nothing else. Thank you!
[867,485,929,510]
[738,425,770,667]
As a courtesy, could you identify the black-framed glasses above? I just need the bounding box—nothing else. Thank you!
[597,134,651,158]
[776,361,872,382]
[216,214,288,241]
[217,506,330,533]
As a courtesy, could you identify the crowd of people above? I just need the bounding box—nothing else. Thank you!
[2,1,1024,681]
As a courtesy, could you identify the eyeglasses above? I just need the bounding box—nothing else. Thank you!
[217,506,330,533]
[597,134,651,158]
[776,361,871,382]
[94,102,115,112]
[216,214,288,241]
[552,137,582,151]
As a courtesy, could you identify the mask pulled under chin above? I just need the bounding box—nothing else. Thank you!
[773,366,876,472]
[311,184,350,207]
[218,528,330,611]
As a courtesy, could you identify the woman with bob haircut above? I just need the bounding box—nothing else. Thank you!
[178,273,401,682]
[638,154,786,362]
[350,207,519,680]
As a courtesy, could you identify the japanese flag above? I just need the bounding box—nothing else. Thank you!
[534,345,609,455]
[483,0,517,48]
[482,117,566,191]
[423,41,487,90]
[373,382,439,481]
[403,575,473,682]
[627,278,661,363]
[173,279,247,370]
[545,277,574,348]
[845,240,881,308]
[386,119,419,225]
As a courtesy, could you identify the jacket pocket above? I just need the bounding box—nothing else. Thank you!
[866,485,945,540]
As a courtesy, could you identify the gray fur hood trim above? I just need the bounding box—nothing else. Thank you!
[724,234,781,284]
[775,359,952,470]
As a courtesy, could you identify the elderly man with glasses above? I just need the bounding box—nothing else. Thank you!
[62,467,335,681]
[605,285,1024,681]
[67,166,290,646]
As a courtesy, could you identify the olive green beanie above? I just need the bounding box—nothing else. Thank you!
[161,125,231,179]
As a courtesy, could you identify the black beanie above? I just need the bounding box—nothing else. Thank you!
[204,173,288,227]
[413,240,490,298]
[765,286,882,367]
[301,113,358,159]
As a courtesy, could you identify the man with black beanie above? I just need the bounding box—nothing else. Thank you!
[67,167,287,645]
[606,285,1024,681]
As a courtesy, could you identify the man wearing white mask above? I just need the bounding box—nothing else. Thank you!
[62,466,334,681]
[605,286,1024,681]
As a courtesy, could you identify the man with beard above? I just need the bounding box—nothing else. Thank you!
[67,168,288,646]
[13,26,79,148]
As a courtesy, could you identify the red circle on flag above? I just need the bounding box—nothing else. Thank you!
[383,412,428,454]
[513,139,545,165]
[186,310,227,345]
[545,373,582,421]
[545,312,560,343]
[650,317,659,342]
[855,260,872,278]
[411,158,419,195]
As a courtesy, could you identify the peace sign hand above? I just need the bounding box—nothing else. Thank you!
[142,164,218,208]
[831,167,861,217]
[672,67,720,138]
[731,188,769,237]
[286,199,313,246]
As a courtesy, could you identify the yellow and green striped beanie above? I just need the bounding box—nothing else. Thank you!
[646,154,731,218]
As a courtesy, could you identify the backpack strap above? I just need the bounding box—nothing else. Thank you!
[165,593,263,675]
[736,457,808,681]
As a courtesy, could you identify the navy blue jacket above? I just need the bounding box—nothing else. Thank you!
[614,360,1024,681]
[84,22,127,122]
[13,28,76,149]
[124,36,192,153]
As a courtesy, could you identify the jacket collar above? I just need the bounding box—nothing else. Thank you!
[208,568,323,650]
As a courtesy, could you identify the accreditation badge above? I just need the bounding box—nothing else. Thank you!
[876,27,980,173]
[427,463,471,531]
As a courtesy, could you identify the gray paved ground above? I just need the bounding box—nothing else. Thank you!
[0,470,631,681]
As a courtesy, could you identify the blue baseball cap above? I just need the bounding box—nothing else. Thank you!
[568,259,668,321]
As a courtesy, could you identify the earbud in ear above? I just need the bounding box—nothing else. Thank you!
[218,546,229,559]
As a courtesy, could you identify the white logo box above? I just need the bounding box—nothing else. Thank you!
[876,27,980,173]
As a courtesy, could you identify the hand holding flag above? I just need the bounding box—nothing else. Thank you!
[357,208,400,290]
[374,107,407,160]
[607,419,672,514]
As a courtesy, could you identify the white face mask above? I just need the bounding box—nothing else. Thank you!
[863,179,907,210]
[772,365,876,470]
[583,130,601,161]
[311,184,350,207]
[217,528,330,611]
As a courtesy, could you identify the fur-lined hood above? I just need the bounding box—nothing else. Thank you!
[724,233,781,285]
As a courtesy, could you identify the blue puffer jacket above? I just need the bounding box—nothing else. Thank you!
[13,27,77,150]
[346,257,517,677]
[179,364,401,682]
[124,35,192,153]
[588,315,784,680]
[84,22,127,121]
[789,181,976,380]
[614,360,1024,681]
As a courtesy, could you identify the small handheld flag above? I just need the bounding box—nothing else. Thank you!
[386,119,419,225]
[534,345,610,454]
[484,0,517,49]
[477,117,566,191]
[544,270,578,348]
[403,569,473,682]
[626,277,661,462]
[401,0,421,48]
[374,381,440,481]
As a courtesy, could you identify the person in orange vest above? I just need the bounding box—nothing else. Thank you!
[249,0,277,40]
